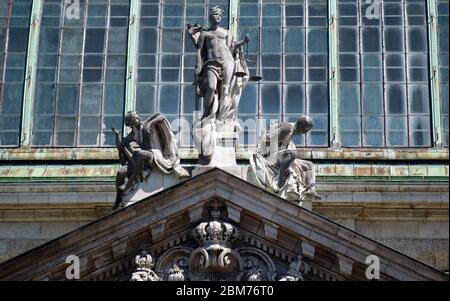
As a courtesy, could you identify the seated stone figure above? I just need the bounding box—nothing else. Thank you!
[249,115,320,204]
[112,112,189,210]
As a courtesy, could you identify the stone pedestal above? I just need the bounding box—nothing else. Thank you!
[121,170,185,207]
[193,122,240,177]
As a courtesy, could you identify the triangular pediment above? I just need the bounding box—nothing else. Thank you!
[0,168,447,281]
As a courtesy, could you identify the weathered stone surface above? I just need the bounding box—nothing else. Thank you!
[417,222,449,239]
[48,192,78,203]
[226,204,242,223]
[0,222,42,239]
[18,193,49,204]
[337,255,353,275]
[411,192,442,202]
[382,192,412,203]
[355,221,381,237]
[301,241,315,259]
[380,222,418,238]
[335,219,355,231]
[0,193,18,204]
[352,192,382,203]
[263,221,279,240]
[40,222,80,239]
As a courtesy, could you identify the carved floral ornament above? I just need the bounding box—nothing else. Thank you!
[129,202,309,281]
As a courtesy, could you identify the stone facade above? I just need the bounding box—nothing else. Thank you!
[0,169,446,281]
[0,170,448,272]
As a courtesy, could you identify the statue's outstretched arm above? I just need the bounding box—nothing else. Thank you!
[234,34,250,51]
[186,23,204,48]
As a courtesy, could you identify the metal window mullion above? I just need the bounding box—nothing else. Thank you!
[281,0,285,123]
[229,0,239,38]
[358,0,363,147]
[329,0,339,148]
[381,0,387,147]
[257,0,262,121]
[123,0,140,134]
[20,0,43,147]
[304,2,307,136]
[179,0,187,146]
[52,1,66,147]
[156,0,163,113]
[402,0,411,147]
[99,0,112,146]
[305,0,309,124]
[427,0,443,148]
[75,1,88,147]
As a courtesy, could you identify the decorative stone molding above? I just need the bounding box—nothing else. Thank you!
[167,264,185,281]
[337,255,353,276]
[245,266,263,281]
[236,247,278,281]
[126,202,314,281]
[190,202,242,280]
[263,221,279,240]
[226,204,242,223]
[188,204,204,223]
[279,255,308,281]
[301,241,315,259]
[154,246,191,281]
[111,238,128,259]
[130,251,161,281]
[150,219,167,240]
[242,232,291,261]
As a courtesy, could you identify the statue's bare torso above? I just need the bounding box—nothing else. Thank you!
[201,27,233,65]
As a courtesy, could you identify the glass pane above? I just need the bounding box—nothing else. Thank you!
[362,84,383,114]
[285,85,304,114]
[339,28,358,52]
[136,85,156,115]
[308,29,327,53]
[262,29,281,53]
[384,28,404,52]
[386,84,406,114]
[409,116,431,146]
[162,29,182,53]
[307,84,327,113]
[261,85,281,114]
[239,84,257,114]
[284,28,304,53]
[339,85,360,115]
[387,116,407,147]
[159,85,180,114]
[408,84,430,114]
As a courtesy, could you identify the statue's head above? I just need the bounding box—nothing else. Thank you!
[209,5,224,23]
[294,115,313,134]
[125,111,141,127]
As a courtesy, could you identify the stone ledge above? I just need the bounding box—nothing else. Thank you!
[1,147,448,161]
